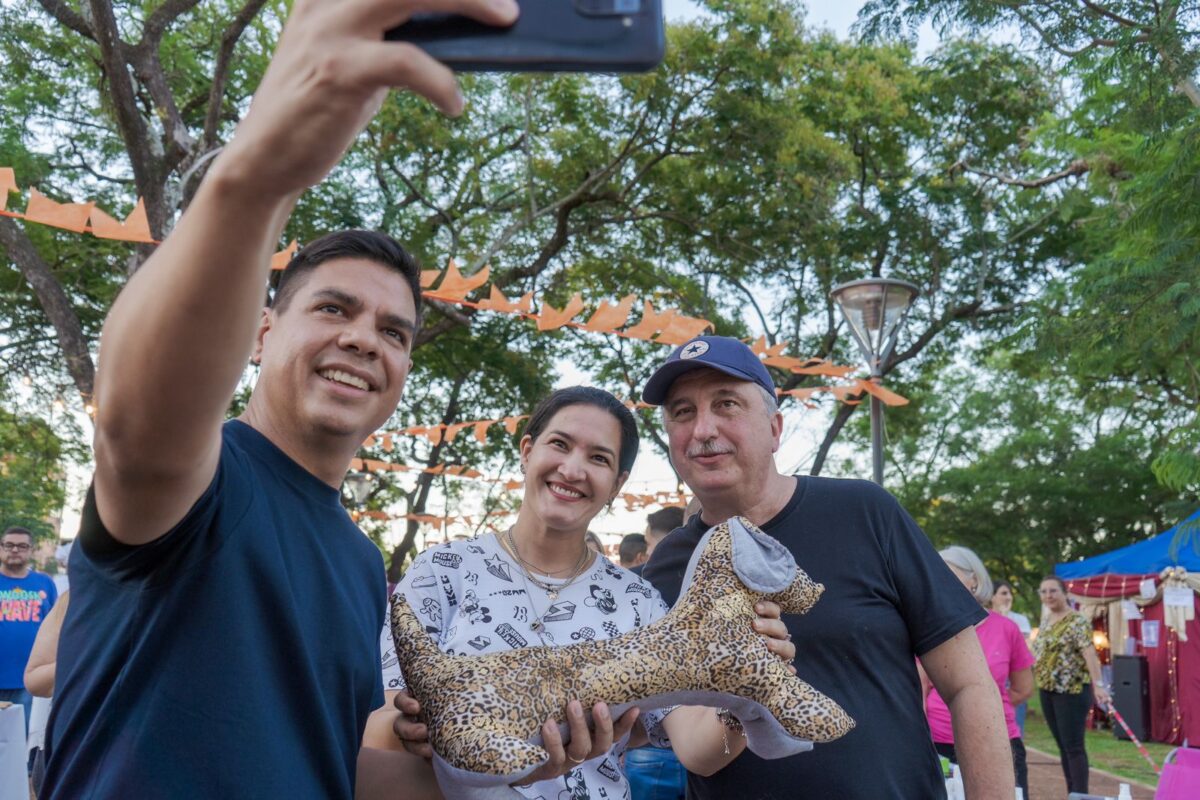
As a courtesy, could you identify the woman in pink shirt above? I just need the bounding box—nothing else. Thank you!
[923,546,1034,799]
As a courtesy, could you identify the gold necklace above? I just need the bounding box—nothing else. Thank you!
[503,527,592,601]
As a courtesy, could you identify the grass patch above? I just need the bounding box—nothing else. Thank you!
[1024,692,1174,788]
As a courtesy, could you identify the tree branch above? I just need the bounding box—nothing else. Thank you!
[949,158,1090,188]
[141,0,203,45]
[203,0,270,150]
[34,0,94,40]
[0,217,96,403]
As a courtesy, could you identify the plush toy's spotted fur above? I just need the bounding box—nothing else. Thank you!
[390,517,854,780]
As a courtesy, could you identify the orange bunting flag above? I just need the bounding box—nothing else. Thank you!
[477,285,534,314]
[382,435,394,453]
[425,427,445,446]
[420,270,441,288]
[270,241,298,271]
[792,360,856,378]
[24,188,94,233]
[504,479,524,491]
[622,302,676,341]
[89,199,154,243]
[502,415,525,434]
[749,336,788,359]
[445,465,484,478]
[0,168,17,213]
[855,379,909,407]
[473,420,495,443]
[764,354,810,370]
[583,294,636,333]
[536,293,586,331]
[655,313,713,346]
[426,260,490,301]
[778,387,822,400]
[443,422,474,443]
[827,385,865,406]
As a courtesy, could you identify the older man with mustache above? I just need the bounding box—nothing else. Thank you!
[640,336,1013,800]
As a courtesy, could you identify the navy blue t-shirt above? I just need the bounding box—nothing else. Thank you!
[642,476,984,800]
[43,421,386,799]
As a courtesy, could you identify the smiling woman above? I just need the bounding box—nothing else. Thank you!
[373,386,664,798]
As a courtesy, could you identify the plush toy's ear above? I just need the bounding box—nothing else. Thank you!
[729,516,798,594]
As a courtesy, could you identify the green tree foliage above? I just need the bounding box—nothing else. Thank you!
[0,0,1129,575]
[888,366,1191,608]
[863,0,1200,457]
[0,403,69,540]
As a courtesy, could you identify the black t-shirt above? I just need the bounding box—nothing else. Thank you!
[642,476,984,800]
[44,421,386,799]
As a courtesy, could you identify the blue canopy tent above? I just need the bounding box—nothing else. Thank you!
[1057,508,1200,579]
[1054,508,1200,745]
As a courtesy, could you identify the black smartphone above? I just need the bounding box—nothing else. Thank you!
[384,0,665,73]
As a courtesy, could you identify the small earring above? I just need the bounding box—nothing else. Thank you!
[520,464,526,475]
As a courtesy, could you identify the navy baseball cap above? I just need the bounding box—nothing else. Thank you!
[642,335,776,405]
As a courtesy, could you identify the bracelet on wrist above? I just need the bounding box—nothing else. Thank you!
[715,708,745,755]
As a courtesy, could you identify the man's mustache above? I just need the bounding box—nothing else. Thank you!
[687,441,733,459]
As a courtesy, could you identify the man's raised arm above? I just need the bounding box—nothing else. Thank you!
[91,0,517,544]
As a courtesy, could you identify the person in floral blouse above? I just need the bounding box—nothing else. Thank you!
[1032,575,1111,794]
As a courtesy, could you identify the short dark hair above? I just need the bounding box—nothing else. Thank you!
[619,533,647,566]
[2,526,33,541]
[646,507,684,537]
[994,580,1015,594]
[523,387,639,476]
[271,230,423,325]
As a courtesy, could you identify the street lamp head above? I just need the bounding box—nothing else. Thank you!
[342,471,374,507]
[830,278,919,375]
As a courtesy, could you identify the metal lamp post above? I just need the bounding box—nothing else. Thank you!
[830,278,919,485]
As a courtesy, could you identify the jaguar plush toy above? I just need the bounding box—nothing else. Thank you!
[390,516,855,797]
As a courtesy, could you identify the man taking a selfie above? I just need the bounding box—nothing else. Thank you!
[40,0,518,796]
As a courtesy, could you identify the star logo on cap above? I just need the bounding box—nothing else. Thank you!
[679,340,710,360]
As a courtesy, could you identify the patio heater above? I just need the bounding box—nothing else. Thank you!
[830,278,919,485]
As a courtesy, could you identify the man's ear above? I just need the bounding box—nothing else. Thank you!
[251,307,272,365]
[770,410,784,454]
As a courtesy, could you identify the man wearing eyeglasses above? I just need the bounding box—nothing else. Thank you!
[0,525,58,735]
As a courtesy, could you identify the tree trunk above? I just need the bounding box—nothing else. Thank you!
[0,217,96,403]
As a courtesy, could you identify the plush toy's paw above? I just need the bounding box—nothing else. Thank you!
[771,679,856,743]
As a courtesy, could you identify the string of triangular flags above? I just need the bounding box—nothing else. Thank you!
[3,169,908,405]
[0,169,154,242]
[366,378,905,452]
[347,454,685,509]
[349,488,687,529]
[350,508,517,527]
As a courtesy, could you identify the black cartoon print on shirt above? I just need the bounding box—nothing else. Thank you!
[461,590,492,624]
[585,584,618,614]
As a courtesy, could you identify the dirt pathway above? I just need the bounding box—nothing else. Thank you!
[1026,745,1157,800]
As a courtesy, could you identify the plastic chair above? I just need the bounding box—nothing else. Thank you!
[1154,746,1200,799]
